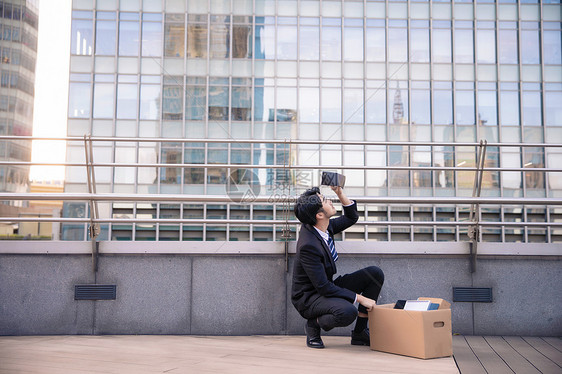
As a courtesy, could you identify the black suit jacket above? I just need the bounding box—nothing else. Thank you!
[291,202,359,317]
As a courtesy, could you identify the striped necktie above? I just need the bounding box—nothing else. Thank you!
[327,236,338,262]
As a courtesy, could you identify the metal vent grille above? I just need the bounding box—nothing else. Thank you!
[75,285,116,300]
[453,287,493,302]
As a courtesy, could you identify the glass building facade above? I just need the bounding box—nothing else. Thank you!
[0,0,38,203]
[64,0,561,243]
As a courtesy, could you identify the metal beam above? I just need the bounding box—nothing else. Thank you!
[1,135,561,148]
[1,193,561,205]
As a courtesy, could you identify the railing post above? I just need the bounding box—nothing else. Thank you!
[84,134,100,273]
[468,140,487,273]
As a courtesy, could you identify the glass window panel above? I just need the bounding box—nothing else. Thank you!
[344,88,363,124]
[96,19,116,55]
[434,141,455,188]
[366,84,386,124]
[521,29,540,64]
[478,89,497,126]
[116,83,138,119]
[298,87,318,123]
[210,15,230,58]
[544,30,562,65]
[524,148,545,192]
[161,146,182,185]
[185,83,206,120]
[321,87,341,123]
[142,19,162,57]
[476,29,496,63]
[93,82,115,118]
[321,25,341,61]
[344,27,363,61]
[140,84,160,120]
[433,88,452,125]
[456,90,475,125]
[254,82,274,121]
[500,90,519,126]
[300,26,319,60]
[389,83,408,125]
[388,28,407,62]
[233,19,252,58]
[162,77,184,120]
[366,26,385,62]
[232,86,251,121]
[547,152,562,192]
[211,0,230,13]
[165,14,185,57]
[522,90,542,126]
[499,27,518,64]
[454,28,473,63]
[255,20,275,59]
[208,85,229,120]
[502,151,522,192]
[277,25,297,60]
[187,15,207,58]
[68,82,91,118]
[115,146,136,163]
[119,16,139,56]
[274,87,296,122]
[432,29,451,63]
[161,145,182,166]
[411,88,430,125]
[545,90,562,127]
[71,19,93,55]
[411,28,429,63]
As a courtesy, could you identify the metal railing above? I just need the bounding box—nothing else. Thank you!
[1,136,561,229]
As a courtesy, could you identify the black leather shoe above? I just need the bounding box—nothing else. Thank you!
[351,328,370,346]
[305,319,324,349]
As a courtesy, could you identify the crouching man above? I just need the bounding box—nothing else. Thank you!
[291,186,384,348]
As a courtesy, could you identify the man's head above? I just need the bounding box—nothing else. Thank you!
[294,187,336,226]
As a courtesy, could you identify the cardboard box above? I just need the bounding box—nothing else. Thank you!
[369,297,452,359]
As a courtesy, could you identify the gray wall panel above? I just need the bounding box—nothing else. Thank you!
[190,256,286,335]
[0,255,94,335]
[95,255,192,335]
[472,258,562,336]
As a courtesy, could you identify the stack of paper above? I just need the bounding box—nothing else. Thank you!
[402,300,440,311]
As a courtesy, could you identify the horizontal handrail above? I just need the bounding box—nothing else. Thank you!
[0,217,560,227]
[1,161,559,172]
[1,193,561,205]
[1,135,562,148]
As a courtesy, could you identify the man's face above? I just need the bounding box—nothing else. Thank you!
[317,193,336,218]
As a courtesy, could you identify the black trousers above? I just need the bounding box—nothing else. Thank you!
[305,266,384,331]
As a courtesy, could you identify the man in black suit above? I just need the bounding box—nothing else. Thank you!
[291,186,384,348]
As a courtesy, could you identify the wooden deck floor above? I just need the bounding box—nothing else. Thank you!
[0,335,560,373]
[0,335,457,374]
[453,336,562,374]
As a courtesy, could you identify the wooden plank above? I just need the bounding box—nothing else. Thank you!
[484,336,541,374]
[465,335,514,374]
[504,336,562,374]
[522,337,562,368]
[452,335,486,374]
[542,337,562,353]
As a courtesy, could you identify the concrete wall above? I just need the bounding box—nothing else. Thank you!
[1,252,561,336]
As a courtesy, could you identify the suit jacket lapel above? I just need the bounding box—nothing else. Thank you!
[305,224,336,270]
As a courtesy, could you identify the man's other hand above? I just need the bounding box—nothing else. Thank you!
[357,294,377,312]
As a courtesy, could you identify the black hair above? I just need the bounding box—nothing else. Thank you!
[294,187,323,226]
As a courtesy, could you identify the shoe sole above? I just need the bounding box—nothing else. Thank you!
[351,340,370,346]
